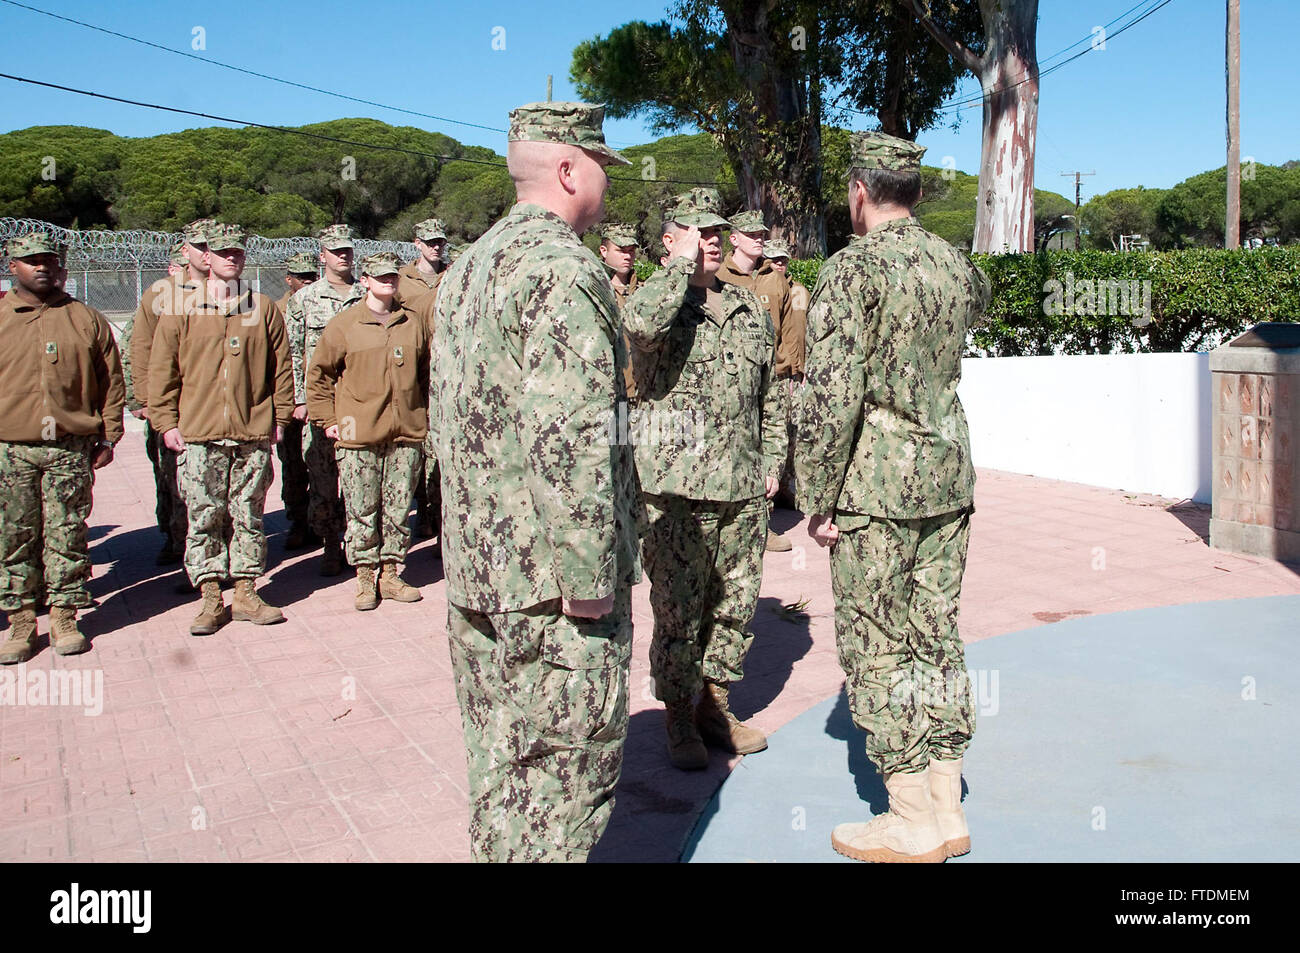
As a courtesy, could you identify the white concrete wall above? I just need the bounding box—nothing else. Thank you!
[958,353,1212,503]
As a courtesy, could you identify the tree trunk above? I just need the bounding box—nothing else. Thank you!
[910,0,1039,253]
[974,1,1038,252]
[718,1,827,256]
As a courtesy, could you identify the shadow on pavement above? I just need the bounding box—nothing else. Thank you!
[728,595,813,721]
[824,688,889,815]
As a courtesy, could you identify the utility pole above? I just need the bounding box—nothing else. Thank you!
[1060,171,1095,251]
[546,74,553,102]
[1225,0,1241,249]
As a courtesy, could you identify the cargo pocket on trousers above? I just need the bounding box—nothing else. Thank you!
[531,614,632,749]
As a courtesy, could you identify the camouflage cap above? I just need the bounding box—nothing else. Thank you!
[182,218,217,246]
[664,188,731,229]
[168,242,187,266]
[205,223,247,251]
[6,231,63,259]
[285,252,319,275]
[599,224,639,247]
[849,131,927,173]
[507,101,630,166]
[318,224,356,250]
[762,239,793,260]
[414,218,447,241]
[360,251,401,277]
[729,210,767,234]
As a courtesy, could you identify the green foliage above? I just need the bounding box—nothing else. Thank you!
[1079,186,1165,250]
[970,247,1300,354]
[1154,163,1300,248]
[0,126,123,228]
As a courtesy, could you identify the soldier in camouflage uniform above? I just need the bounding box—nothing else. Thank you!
[597,223,641,403]
[760,238,806,511]
[399,219,448,546]
[622,189,785,771]
[796,132,991,863]
[285,225,363,575]
[122,221,213,566]
[717,210,794,553]
[276,252,319,550]
[435,102,641,862]
[150,224,295,636]
[0,232,124,663]
[306,252,428,611]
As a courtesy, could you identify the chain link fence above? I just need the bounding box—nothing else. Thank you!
[1,218,418,319]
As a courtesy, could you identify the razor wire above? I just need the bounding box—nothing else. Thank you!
[1,217,419,316]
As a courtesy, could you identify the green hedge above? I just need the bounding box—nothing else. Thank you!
[636,247,1300,355]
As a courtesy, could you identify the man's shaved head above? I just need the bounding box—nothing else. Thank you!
[508,139,612,233]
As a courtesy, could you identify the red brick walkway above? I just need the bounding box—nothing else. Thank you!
[2,432,1297,862]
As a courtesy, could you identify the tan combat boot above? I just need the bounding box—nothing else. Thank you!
[49,606,90,656]
[665,698,708,771]
[0,607,38,665]
[765,528,792,552]
[190,581,230,636]
[320,536,344,577]
[378,563,422,603]
[355,566,379,611]
[696,681,768,754]
[232,579,285,625]
[930,757,970,857]
[831,768,947,863]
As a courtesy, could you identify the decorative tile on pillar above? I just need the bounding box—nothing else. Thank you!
[1219,375,1238,414]
[1240,415,1258,460]
[1239,374,1258,416]
[1220,415,1238,458]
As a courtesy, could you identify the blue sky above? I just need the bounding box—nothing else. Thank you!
[0,0,1294,200]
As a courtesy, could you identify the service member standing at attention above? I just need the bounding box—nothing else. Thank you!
[150,224,295,636]
[717,210,794,553]
[397,218,449,309]
[306,252,428,612]
[758,238,806,510]
[0,233,124,663]
[797,132,991,864]
[276,252,319,551]
[398,218,448,546]
[597,223,640,403]
[285,225,363,576]
[623,188,785,771]
[435,101,641,863]
[126,220,213,566]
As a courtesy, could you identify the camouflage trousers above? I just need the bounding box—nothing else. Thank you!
[447,588,632,863]
[336,443,421,567]
[642,493,765,703]
[304,423,344,541]
[0,435,97,611]
[276,418,309,529]
[830,508,974,775]
[181,440,272,586]
[413,433,441,535]
[145,422,187,549]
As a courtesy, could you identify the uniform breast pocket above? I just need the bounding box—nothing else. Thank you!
[45,342,86,404]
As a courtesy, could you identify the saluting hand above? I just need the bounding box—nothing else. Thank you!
[670,225,702,266]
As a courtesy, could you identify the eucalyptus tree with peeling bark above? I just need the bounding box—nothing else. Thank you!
[907,0,1040,252]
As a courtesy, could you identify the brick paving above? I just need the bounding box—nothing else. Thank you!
[2,430,1297,862]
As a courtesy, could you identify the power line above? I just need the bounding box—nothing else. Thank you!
[0,71,721,187]
[935,0,1177,113]
[831,0,1176,119]
[0,0,646,150]
[0,0,509,137]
